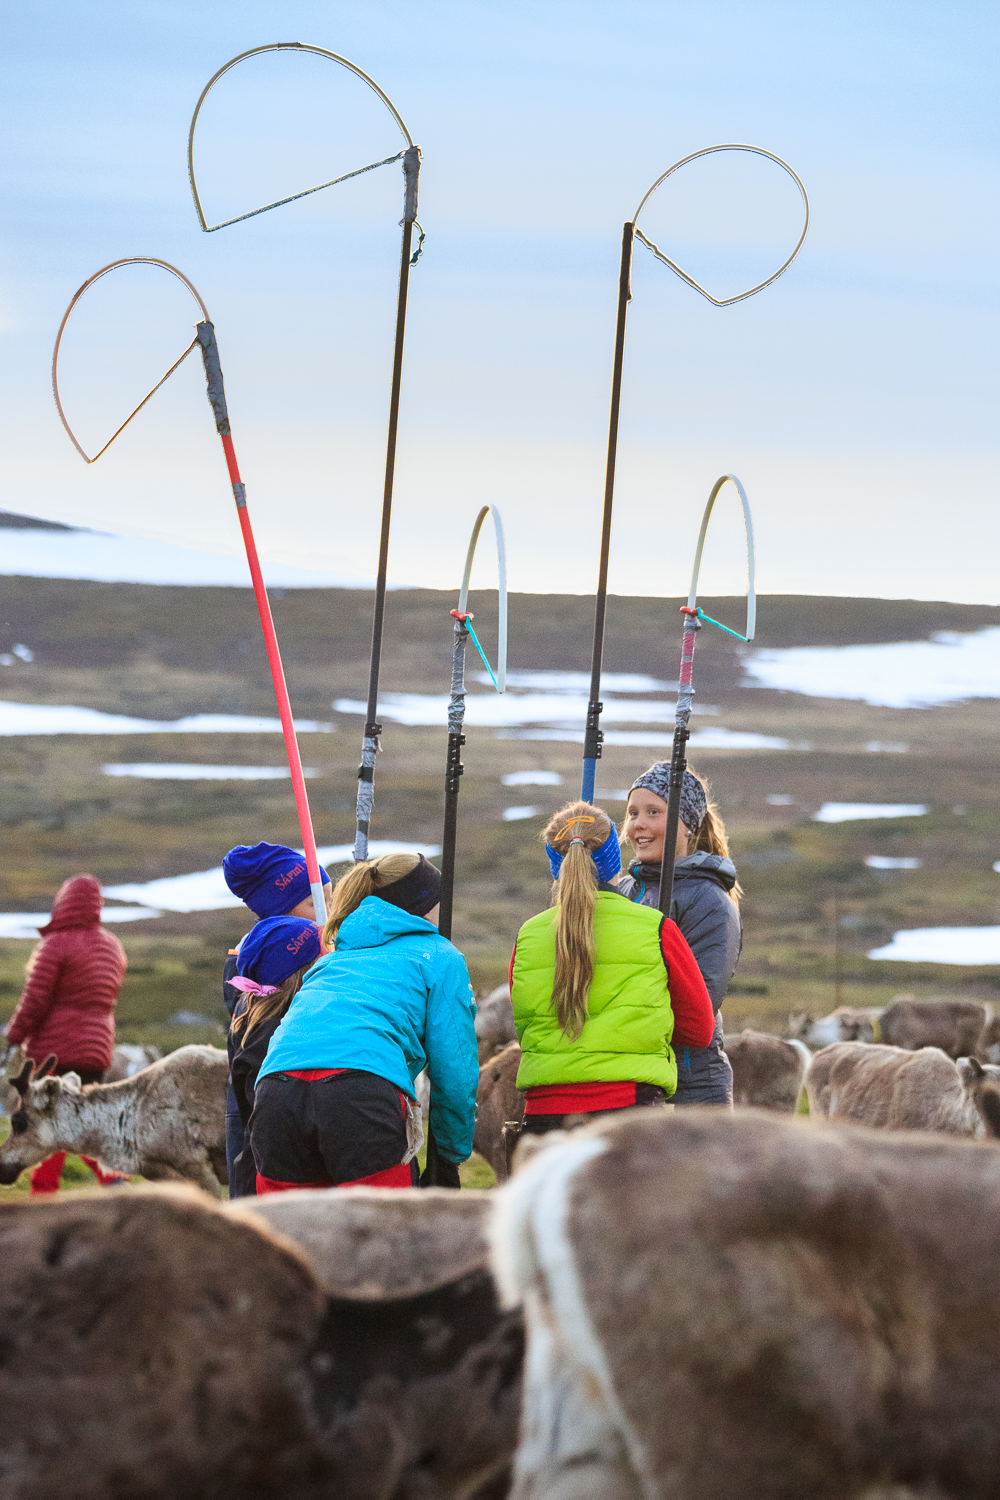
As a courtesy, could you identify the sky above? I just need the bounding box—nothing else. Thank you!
[2,0,998,601]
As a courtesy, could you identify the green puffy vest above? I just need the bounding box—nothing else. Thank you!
[511,891,677,1094]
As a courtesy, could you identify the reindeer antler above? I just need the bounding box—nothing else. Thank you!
[10,1054,58,1098]
[11,1058,33,1098]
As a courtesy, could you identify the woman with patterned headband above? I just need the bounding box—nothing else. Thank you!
[247,852,478,1193]
[618,764,743,1106]
[509,801,715,1135]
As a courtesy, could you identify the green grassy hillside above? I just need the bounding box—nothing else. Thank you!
[2,577,999,1052]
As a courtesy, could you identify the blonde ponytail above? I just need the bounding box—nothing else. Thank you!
[322,851,422,947]
[542,801,614,1039]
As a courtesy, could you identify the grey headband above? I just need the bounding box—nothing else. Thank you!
[629,763,707,835]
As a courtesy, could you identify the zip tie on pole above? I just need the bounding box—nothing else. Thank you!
[696,609,749,642]
[582,145,806,802]
[656,475,755,920]
[188,44,425,865]
[51,258,328,929]
[452,611,501,692]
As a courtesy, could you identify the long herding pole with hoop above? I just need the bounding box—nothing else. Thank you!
[657,474,755,917]
[51,257,327,928]
[582,144,808,803]
[438,506,508,942]
[188,42,423,864]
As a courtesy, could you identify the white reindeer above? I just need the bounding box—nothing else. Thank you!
[0,1045,228,1195]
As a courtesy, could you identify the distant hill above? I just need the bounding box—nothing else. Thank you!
[1,576,999,714]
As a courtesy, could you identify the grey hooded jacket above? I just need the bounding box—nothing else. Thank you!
[617,852,742,1105]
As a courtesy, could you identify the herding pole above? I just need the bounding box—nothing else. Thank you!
[437,506,507,941]
[656,474,756,918]
[52,258,328,926]
[582,144,808,803]
[187,42,423,863]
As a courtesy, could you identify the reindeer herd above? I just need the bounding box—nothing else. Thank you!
[2,993,1000,1497]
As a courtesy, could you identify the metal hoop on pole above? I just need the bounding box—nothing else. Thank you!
[51,259,327,927]
[582,144,807,802]
[632,144,809,308]
[186,42,423,867]
[439,505,508,942]
[656,474,756,919]
[187,41,413,233]
[52,258,209,464]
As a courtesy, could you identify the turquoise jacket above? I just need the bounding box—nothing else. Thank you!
[258,896,479,1163]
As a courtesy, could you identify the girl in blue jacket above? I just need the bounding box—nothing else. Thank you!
[249,853,478,1194]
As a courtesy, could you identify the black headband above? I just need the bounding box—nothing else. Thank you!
[376,855,442,918]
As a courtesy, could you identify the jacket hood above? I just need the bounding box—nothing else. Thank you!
[628,852,738,893]
[38,874,103,934]
[336,895,440,951]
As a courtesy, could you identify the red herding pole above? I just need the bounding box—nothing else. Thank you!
[52,260,327,928]
[196,322,327,927]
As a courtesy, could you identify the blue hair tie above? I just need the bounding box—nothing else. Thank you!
[546,826,622,883]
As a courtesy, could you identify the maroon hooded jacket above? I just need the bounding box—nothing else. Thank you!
[6,876,127,1073]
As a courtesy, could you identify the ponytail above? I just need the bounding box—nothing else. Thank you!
[322,851,423,947]
[542,802,614,1039]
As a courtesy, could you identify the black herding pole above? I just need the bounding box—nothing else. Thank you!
[580,147,809,804]
[656,607,701,916]
[582,222,634,804]
[356,146,421,861]
[655,473,757,916]
[438,505,508,939]
[186,43,423,864]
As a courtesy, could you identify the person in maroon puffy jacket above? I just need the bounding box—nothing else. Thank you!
[4,874,128,1194]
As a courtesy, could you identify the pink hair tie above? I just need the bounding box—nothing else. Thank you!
[228,976,279,998]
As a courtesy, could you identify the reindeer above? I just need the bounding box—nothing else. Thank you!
[0,1045,228,1195]
[723,1029,810,1112]
[807,1041,1000,1136]
[492,1108,1000,1500]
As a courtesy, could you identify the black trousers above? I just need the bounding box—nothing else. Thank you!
[522,1082,668,1136]
[249,1069,416,1190]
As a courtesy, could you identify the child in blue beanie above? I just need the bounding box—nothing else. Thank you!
[227,916,323,1198]
[221,842,332,1194]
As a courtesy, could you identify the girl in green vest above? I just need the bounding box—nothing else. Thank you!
[509,801,715,1135]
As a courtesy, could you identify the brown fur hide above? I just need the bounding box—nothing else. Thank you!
[474,1042,524,1182]
[807,1042,1000,1135]
[724,1029,809,1111]
[880,997,988,1058]
[492,1109,1000,1500]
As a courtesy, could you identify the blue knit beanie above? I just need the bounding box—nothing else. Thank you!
[222,842,330,918]
[236,916,322,989]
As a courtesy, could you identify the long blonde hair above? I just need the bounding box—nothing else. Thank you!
[542,801,615,1040]
[231,961,315,1042]
[322,851,422,948]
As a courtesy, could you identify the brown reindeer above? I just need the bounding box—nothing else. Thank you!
[492,1108,1000,1500]
[0,1184,522,1500]
[807,1041,1000,1135]
[723,1029,810,1112]
[473,1041,524,1183]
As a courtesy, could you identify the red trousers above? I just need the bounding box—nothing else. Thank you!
[29,1153,128,1195]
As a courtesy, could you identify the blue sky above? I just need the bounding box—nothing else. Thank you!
[2,0,998,600]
